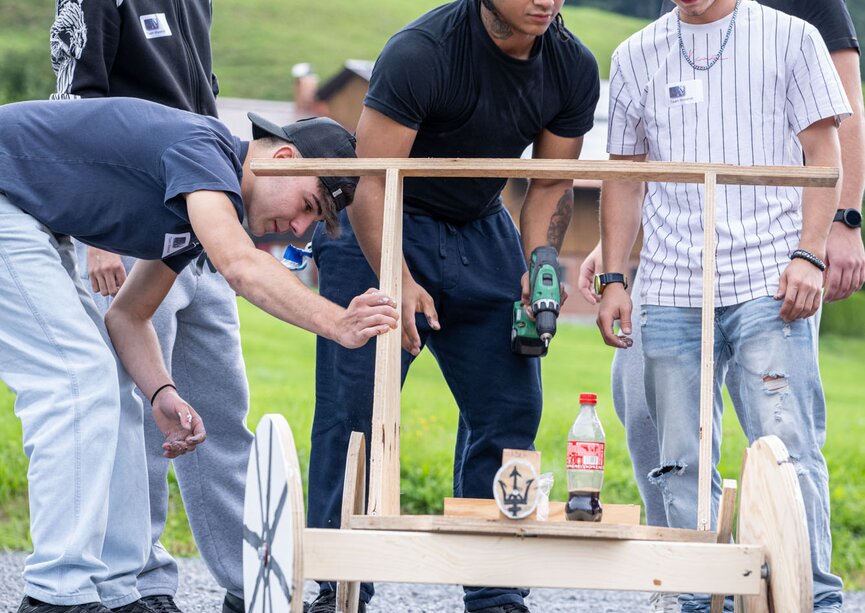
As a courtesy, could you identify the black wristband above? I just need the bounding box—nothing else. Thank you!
[150,383,177,405]
[790,249,826,272]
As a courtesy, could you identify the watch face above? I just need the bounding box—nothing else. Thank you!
[845,208,863,228]
[593,274,603,295]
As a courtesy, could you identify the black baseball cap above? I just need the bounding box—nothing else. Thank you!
[247,113,358,211]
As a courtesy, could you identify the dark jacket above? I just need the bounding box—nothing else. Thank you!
[50,0,219,117]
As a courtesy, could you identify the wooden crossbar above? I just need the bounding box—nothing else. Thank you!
[251,158,838,187]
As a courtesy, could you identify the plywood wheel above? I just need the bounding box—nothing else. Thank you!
[336,432,367,613]
[243,414,305,613]
[737,436,811,613]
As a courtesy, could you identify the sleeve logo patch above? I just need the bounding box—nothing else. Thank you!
[140,13,172,39]
[162,232,191,257]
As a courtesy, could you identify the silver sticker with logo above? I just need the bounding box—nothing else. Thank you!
[666,79,704,106]
[140,13,172,39]
[162,232,191,258]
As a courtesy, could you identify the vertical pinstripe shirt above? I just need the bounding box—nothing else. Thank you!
[607,0,851,307]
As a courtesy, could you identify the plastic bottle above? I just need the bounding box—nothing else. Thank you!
[281,242,313,271]
[565,392,605,522]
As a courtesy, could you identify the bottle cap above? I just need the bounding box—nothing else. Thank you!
[579,393,598,405]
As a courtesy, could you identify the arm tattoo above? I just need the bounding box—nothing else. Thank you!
[546,188,574,251]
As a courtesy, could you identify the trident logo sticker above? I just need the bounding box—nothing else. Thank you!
[494,458,539,520]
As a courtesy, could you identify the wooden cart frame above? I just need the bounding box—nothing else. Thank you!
[242,159,837,613]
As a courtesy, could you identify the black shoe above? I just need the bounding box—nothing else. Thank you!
[304,590,367,613]
[468,605,530,613]
[137,596,182,613]
[111,600,157,613]
[222,592,244,613]
[17,596,111,613]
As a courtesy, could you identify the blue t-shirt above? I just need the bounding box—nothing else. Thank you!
[0,97,246,272]
[365,0,600,223]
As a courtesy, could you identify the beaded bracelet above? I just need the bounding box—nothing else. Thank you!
[790,249,826,272]
[150,383,177,405]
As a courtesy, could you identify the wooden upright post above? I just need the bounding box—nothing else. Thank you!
[697,172,718,532]
[368,167,404,517]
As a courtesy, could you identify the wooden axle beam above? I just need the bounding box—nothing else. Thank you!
[303,528,763,595]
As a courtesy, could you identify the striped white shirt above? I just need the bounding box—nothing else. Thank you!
[607,0,851,307]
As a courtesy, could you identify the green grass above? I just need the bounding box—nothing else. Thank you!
[3,299,863,587]
[0,0,644,105]
[210,2,645,99]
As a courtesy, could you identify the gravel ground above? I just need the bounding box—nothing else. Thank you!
[2,553,864,612]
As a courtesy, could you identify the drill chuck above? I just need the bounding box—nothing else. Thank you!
[535,310,558,343]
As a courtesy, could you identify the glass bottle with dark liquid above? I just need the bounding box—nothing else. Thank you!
[565,393,605,522]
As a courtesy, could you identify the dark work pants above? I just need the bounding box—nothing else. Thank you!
[308,209,542,611]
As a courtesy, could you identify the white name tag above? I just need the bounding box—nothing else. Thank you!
[162,232,191,258]
[140,13,172,39]
[666,79,704,106]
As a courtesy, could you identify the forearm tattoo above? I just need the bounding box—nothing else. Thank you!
[546,188,574,250]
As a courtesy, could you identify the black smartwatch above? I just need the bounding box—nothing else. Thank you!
[834,208,863,229]
[594,273,628,295]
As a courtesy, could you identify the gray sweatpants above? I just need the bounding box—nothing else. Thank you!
[76,242,252,600]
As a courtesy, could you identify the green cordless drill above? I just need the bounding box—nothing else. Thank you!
[511,245,561,357]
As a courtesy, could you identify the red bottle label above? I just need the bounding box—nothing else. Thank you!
[567,440,605,471]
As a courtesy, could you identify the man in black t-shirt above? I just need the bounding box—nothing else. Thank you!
[306,1,599,612]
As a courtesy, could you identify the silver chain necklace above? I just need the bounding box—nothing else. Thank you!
[677,0,741,71]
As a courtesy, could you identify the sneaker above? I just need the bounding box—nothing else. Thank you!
[468,605,530,613]
[17,597,111,613]
[111,601,157,613]
[648,592,680,613]
[304,590,367,613]
[138,596,181,613]
[222,592,244,613]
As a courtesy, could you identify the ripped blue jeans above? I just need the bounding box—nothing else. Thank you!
[641,297,841,612]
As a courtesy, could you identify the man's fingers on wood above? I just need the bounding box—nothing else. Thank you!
[365,303,400,320]
[360,314,397,330]
[361,288,396,306]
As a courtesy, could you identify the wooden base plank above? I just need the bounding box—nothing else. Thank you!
[349,514,716,543]
[444,497,640,525]
[303,529,762,594]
